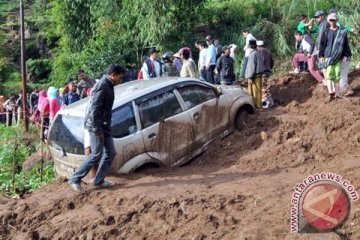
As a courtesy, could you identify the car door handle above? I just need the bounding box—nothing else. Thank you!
[193,112,200,120]
[148,133,157,140]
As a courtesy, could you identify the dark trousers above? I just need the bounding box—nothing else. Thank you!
[200,68,207,81]
[71,132,116,186]
[206,65,216,84]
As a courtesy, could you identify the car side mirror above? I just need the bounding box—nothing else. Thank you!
[215,86,223,97]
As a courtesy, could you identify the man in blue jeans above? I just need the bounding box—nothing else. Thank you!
[68,64,125,192]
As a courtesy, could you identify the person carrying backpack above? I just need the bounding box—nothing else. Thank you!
[216,46,235,85]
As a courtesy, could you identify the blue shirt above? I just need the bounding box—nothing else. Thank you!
[206,44,217,66]
[63,92,80,106]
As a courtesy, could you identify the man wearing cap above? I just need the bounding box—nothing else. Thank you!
[319,13,351,100]
[205,35,217,84]
[256,40,274,78]
[245,40,264,109]
[312,10,328,54]
[216,45,235,85]
[142,47,163,80]
[241,30,257,79]
[328,8,357,96]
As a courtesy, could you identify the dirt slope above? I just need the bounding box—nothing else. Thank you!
[1,71,360,240]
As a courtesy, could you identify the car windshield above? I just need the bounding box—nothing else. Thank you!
[47,114,85,155]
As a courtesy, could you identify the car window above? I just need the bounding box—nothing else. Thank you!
[138,91,182,129]
[111,103,137,138]
[177,85,216,109]
[47,114,85,155]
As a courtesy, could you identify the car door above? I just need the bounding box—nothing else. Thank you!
[175,83,230,148]
[110,102,145,173]
[137,88,196,166]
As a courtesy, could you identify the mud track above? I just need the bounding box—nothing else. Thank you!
[1,71,360,240]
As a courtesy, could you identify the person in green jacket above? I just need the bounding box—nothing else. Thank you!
[297,14,314,35]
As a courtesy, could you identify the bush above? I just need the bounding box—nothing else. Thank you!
[26,58,53,82]
[0,124,55,197]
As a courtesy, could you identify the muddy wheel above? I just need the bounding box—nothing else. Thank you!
[235,110,248,131]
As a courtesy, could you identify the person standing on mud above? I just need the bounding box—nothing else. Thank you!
[256,40,274,90]
[68,64,125,192]
[205,35,217,83]
[216,46,235,85]
[241,30,256,80]
[245,40,264,109]
[319,13,351,100]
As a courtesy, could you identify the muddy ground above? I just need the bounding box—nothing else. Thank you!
[1,71,360,240]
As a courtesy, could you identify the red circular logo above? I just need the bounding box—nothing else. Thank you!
[301,182,350,230]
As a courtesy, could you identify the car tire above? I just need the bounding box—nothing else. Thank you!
[235,110,248,131]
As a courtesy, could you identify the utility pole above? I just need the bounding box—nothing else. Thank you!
[20,0,29,132]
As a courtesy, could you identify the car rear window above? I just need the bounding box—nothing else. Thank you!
[47,114,85,155]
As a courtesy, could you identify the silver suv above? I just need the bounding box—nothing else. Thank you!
[48,77,255,178]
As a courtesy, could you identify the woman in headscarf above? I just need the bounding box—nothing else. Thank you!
[47,86,61,123]
[37,90,50,140]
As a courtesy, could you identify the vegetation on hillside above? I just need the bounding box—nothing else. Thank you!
[0,0,359,93]
[0,124,55,197]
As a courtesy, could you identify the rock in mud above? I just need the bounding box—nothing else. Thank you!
[260,131,268,141]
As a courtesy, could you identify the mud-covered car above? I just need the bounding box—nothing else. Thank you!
[48,77,255,178]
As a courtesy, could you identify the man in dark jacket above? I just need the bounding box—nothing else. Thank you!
[256,41,274,77]
[313,10,328,54]
[216,46,235,85]
[68,64,125,192]
[319,13,351,100]
[245,40,264,109]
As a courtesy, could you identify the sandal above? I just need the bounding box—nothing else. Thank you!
[344,90,354,97]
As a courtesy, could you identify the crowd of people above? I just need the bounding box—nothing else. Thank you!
[136,33,274,109]
[0,70,96,133]
[1,8,358,131]
[290,8,358,99]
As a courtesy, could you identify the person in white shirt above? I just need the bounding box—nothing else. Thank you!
[205,35,217,83]
[241,30,256,79]
[229,44,238,60]
[142,47,163,80]
[198,41,208,81]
